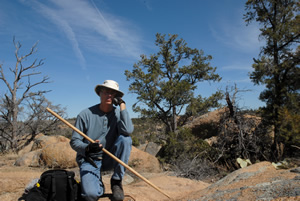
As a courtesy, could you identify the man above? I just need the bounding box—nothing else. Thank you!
[70,80,134,201]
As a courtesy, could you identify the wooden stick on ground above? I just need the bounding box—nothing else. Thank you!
[46,107,171,199]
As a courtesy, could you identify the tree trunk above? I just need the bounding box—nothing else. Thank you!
[172,105,177,132]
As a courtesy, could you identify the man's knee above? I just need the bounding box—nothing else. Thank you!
[118,135,132,147]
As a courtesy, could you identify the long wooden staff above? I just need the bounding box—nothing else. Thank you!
[46,107,171,199]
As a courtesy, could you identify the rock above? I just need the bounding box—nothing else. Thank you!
[144,142,161,156]
[31,134,69,151]
[14,150,42,167]
[18,141,34,156]
[16,135,163,173]
[180,161,300,201]
[291,167,300,173]
[137,143,147,152]
[129,146,162,173]
[40,142,77,168]
[16,135,77,168]
[102,173,134,185]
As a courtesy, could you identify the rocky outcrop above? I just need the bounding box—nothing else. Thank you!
[14,150,42,167]
[15,134,76,168]
[129,146,162,173]
[40,142,77,168]
[178,161,300,201]
[97,161,300,201]
[14,134,162,172]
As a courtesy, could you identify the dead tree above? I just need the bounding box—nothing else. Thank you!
[214,85,265,170]
[0,37,64,152]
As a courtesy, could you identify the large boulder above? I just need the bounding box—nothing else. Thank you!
[180,161,300,201]
[15,135,77,168]
[16,135,162,173]
[144,142,161,156]
[31,134,70,151]
[40,141,77,168]
[129,146,162,173]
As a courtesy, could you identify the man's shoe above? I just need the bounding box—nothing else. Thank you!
[111,179,124,201]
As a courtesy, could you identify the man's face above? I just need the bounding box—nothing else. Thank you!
[100,88,117,105]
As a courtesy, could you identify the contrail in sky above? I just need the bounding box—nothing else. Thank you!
[27,0,87,70]
[89,0,125,50]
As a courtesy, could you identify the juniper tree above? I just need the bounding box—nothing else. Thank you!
[125,33,222,133]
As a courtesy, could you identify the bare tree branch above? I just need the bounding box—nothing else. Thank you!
[0,37,62,152]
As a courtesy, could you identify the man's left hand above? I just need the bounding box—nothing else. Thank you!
[113,97,125,106]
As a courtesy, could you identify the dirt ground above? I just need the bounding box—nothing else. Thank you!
[1,153,299,201]
[0,153,209,201]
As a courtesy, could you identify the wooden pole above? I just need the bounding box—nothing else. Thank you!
[46,107,171,199]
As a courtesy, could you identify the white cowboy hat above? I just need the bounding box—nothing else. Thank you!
[95,80,124,97]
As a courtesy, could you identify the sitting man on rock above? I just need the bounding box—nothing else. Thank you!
[70,80,134,201]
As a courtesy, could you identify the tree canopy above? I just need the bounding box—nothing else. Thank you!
[125,33,222,133]
[244,0,300,159]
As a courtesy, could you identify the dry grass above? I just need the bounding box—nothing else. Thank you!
[0,153,45,201]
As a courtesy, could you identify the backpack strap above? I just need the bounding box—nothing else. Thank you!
[67,171,76,201]
[50,175,57,201]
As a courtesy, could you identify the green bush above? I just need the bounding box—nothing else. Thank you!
[278,107,300,157]
[131,135,140,147]
[157,127,219,180]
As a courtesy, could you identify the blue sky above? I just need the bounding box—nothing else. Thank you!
[0,0,266,118]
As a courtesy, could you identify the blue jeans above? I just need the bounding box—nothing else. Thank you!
[79,135,132,201]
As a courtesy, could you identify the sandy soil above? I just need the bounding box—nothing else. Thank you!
[1,152,299,201]
[0,153,209,201]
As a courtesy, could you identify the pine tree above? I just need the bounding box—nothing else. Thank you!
[244,0,299,159]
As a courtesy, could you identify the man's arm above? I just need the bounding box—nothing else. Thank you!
[114,98,134,135]
[120,102,126,111]
[69,116,89,156]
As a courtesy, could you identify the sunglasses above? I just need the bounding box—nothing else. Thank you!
[101,89,117,96]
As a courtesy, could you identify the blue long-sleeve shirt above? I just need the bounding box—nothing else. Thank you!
[70,104,134,165]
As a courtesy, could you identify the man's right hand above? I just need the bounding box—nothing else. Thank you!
[85,141,103,155]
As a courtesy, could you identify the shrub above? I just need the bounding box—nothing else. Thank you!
[158,128,219,180]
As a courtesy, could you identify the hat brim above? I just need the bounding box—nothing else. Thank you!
[95,85,124,97]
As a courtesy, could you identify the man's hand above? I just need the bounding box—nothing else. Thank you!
[113,97,125,106]
[85,140,103,155]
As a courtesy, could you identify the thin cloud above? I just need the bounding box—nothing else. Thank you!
[210,16,263,53]
[22,0,142,68]
[54,0,142,58]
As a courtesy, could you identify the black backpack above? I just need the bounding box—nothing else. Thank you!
[19,169,82,201]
